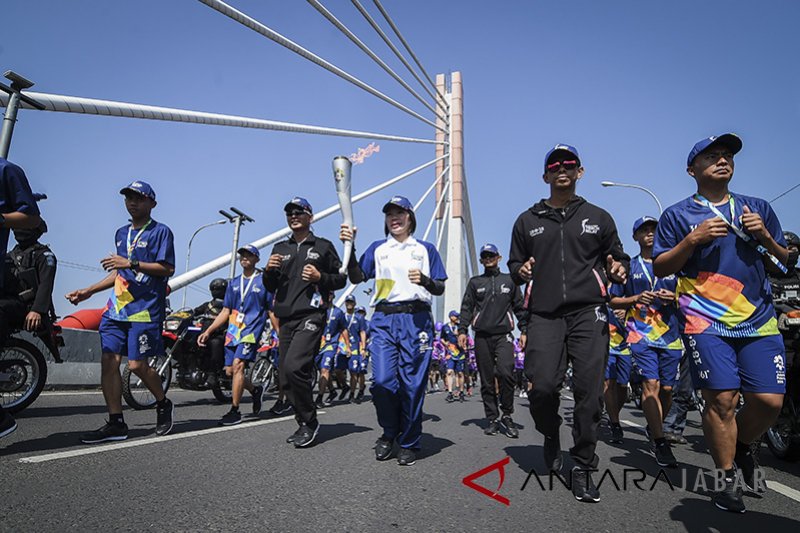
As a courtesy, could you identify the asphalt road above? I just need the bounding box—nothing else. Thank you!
[2,387,799,532]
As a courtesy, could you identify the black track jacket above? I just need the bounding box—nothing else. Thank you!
[507,196,629,316]
[459,268,527,336]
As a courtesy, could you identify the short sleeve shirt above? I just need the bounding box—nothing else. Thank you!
[321,306,348,345]
[344,312,366,345]
[609,255,683,350]
[608,309,632,356]
[359,236,447,306]
[653,193,785,337]
[0,158,40,290]
[223,272,271,345]
[105,220,175,324]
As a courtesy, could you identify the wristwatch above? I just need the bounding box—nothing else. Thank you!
[129,258,140,272]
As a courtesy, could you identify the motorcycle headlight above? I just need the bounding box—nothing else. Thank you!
[164,319,182,331]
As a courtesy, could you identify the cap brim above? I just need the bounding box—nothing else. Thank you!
[707,133,743,156]
[545,149,581,167]
[237,247,259,258]
[284,202,311,214]
[382,201,412,213]
[120,187,150,198]
[633,220,658,235]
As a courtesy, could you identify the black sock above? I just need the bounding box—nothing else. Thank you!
[655,437,667,446]
[610,422,621,428]
[156,397,168,409]
[110,413,124,425]
[724,467,737,481]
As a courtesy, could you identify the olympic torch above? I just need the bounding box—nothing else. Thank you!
[333,155,354,274]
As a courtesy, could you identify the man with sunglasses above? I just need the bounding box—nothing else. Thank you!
[653,133,787,512]
[508,144,629,503]
[265,197,347,448]
[458,243,527,438]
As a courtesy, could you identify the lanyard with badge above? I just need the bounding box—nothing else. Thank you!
[694,194,787,274]
[127,220,151,282]
[235,273,256,325]
[636,255,656,319]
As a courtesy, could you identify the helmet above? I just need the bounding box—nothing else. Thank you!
[209,278,228,300]
[435,321,444,332]
[784,231,800,247]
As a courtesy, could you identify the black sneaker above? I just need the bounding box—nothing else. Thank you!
[314,395,325,409]
[375,436,394,460]
[499,416,519,439]
[655,441,678,467]
[326,390,338,404]
[347,392,354,403]
[484,419,500,436]
[269,400,285,415]
[286,425,305,443]
[571,468,600,503]
[543,435,563,473]
[713,474,746,513]
[355,390,365,403]
[251,385,264,415]
[81,421,128,444]
[459,393,466,403]
[220,407,242,426]
[609,423,624,443]
[445,392,455,403]
[0,411,18,439]
[664,431,687,445]
[293,421,319,448]
[155,398,174,436]
[339,385,351,400]
[735,442,764,493]
[397,448,416,466]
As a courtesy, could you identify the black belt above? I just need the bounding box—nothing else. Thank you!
[375,301,431,315]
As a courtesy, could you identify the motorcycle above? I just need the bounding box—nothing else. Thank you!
[765,282,800,461]
[0,322,64,413]
[122,309,232,410]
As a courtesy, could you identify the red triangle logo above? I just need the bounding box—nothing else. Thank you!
[462,457,511,506]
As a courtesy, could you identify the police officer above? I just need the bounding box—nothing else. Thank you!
[0,156,42,439]
[458,243,527,438]
[9,220,57,332]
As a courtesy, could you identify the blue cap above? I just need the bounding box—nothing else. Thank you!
[345,294,356,303]
[687,133,742,166]
[449,310,460,318]
[356,306,366,313]
[632,216,658,236]
[480,243,499,256]
[237,244,260,259]
[284,196,313,214]
[120,180,156,201]
[544,143,581,170]
[382,195,414,213]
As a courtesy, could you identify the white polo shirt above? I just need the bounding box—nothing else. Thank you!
[359,235,447,306]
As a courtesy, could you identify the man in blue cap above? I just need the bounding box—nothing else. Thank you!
[458,243,527,438]
[315,291,349,407]
[508,143,629,503]
[0,156,41,439]
[654,133,787,512]
[343,294,368,402]
[265,196,347,447]
[198,244,272,425]
[67,180,176,443]
[610,216,683,467]
[442,310,466,402]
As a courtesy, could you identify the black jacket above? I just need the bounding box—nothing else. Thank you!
[8,241,57,316]
[507,196,629,316]
[459,267,527,336]
[264,232,347,320]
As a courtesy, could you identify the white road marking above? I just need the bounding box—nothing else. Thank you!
[40,391,104,396]
[18,412,323,464]
[766,480,800,504]
[620,419,643,428]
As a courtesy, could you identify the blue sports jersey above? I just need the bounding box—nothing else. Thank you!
[322,306,348,346]
[441,323,464,360]
[223,271,271,346]
[0,158,40,290]
[105,220,175,324]
[608,310,632,356]
[653,193,785,337]
[358,235,447,306]
[610,255,682,350]
[344,312,367,350]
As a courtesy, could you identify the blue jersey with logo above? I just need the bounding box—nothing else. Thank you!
[105,220,175,324]
[358,236,447,306]
[344,312,367,350]
[441,322,464,360]
[322,306,348,347]
[608,310,631,355]
[610,255,682,350]
[653,193,785,338]
[223,272,271,346]
[0,158,40,290]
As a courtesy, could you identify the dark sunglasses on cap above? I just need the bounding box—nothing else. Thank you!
[480,252,499,259]
[546,160,579,172]
[286,209,309,217]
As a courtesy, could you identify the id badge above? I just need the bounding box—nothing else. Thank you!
[235,313,245,325]
[135,272,145,283]
[310,291,322,309]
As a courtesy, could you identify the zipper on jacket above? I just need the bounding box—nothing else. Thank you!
[560,221,567,303]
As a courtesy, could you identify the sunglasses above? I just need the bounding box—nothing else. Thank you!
[286,209,309,217]
[546,160,578,172]
[480,253,499,260]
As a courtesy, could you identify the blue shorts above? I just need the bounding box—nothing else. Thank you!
[99,317,163,362]
[684,333,786,394]
[605,351,632,385]
[349,354,368,374]
[630,344,682,387]
[334,351,350,371]
[446,358,465,373]
[317,345,337,371]
[224,342,257,366]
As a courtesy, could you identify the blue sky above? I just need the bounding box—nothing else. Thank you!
[3,0,800,316]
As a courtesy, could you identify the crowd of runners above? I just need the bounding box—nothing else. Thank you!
[2,132,796,514]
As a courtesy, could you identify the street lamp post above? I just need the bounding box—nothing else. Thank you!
[220,207,255,279]
[182,219,227,309]
[601,181,663,215]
